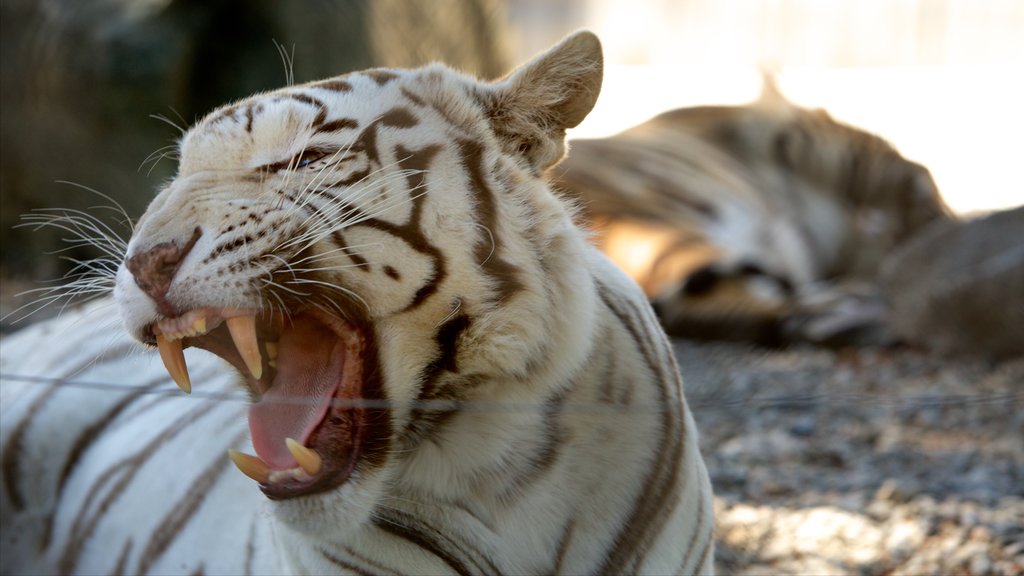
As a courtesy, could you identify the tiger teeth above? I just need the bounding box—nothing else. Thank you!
[156,334,191,393]
[157,312,214,341]
[228,450,270,484]
[228,448,319,485]
[266,342,278,369]
[226,315,263,379]
[286,438,322,476]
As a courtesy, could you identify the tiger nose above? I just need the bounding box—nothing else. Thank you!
[126,227,202,315]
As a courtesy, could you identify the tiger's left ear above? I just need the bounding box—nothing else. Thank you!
[484,31,603,173]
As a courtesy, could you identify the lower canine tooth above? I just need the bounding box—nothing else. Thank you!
[286,438,322,476]
[228,450,270,483]
[156,334,191,394]
[226,315,263,380]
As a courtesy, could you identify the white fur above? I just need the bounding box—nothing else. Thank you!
[1,32,714,575]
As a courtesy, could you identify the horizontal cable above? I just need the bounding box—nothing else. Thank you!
[2,372,1020,414]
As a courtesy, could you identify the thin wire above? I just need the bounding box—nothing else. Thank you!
[2,372,1020,413]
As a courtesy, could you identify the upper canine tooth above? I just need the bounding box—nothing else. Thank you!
[286,438,322,476]
[156,334,191,393]
[226,315,263,379]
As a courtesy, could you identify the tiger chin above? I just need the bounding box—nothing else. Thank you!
[2,31,714,574]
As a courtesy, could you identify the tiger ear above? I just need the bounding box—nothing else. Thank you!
[755,70,793,110]
[485,31,603,172]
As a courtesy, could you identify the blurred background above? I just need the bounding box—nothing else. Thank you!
[510,0,1023,217]
[1,3,1021,572]
[1,0,1021,310]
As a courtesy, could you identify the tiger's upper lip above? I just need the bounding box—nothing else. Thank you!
[147,305,375,500]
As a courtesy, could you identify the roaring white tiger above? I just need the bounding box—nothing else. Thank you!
[0,32,715,575]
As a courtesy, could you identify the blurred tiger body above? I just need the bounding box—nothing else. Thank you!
[0,33,714,575]
[557,82,951,344]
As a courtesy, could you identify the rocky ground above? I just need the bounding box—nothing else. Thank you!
[676,341,1024,575]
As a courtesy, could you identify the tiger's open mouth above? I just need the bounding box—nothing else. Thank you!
[148,306,379,500]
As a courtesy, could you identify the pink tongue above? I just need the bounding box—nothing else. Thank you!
[248,316,344,469]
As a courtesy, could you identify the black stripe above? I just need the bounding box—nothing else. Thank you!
[316,118,359,133]
[373,520,473,575]
[244,521,257,575]
[551,520,576,574]
[372,512,496,576]
[457,138,524,304]
[56,375,167,496]
[312,79,353,93]
[113,539,133,576]
[596,336,618,403]
[495,380,569,506]
[330,230,369,270]
[594,279,687,573]
[400,86,425,107]
[421,314,471,388]
[2,387,53,512]
[245,104,255,133]
[680,481,707,567]
[58,402,222,573]
[364,70,399,86]
[136,431,241,574]
[321,545,403,576]
[284,93,328,128]
[318,548,376,576]
[1,342,135,512]
[381,107,418,128]
[693,533,714,574]
[41,374,169,548]
[350,143,445,313]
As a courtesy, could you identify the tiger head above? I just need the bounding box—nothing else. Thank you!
[113,32,602,533]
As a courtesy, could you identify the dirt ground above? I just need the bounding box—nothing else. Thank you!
[676,340,1024,575]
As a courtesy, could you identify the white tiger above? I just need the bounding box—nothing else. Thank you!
[555,78,951,346]
[0,32,714,575]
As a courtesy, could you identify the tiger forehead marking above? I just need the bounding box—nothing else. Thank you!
[127,75,492,322]
[2,32,714,575]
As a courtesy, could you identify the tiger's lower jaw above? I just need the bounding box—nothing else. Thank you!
[148,305,384,500]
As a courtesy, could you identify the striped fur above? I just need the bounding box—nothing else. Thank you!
[555,79,952,344]
[0,32,714,575]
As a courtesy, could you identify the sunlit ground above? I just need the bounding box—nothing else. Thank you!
[568,65,1024,216]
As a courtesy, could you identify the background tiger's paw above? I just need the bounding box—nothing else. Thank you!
[782,281,893,348]
[651,261,794,346]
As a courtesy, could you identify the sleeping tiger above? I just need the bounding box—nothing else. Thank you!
[0,31,715,575]
[555,79,952,345]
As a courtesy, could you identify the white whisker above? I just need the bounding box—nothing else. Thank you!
[287,242,383,267]
[149,112,187,137]
[272,39,296,86]
[290,280,369,311]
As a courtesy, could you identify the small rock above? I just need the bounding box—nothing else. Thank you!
[968,552,992,575]
[874,478,912,503]
[788,415,816,437]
